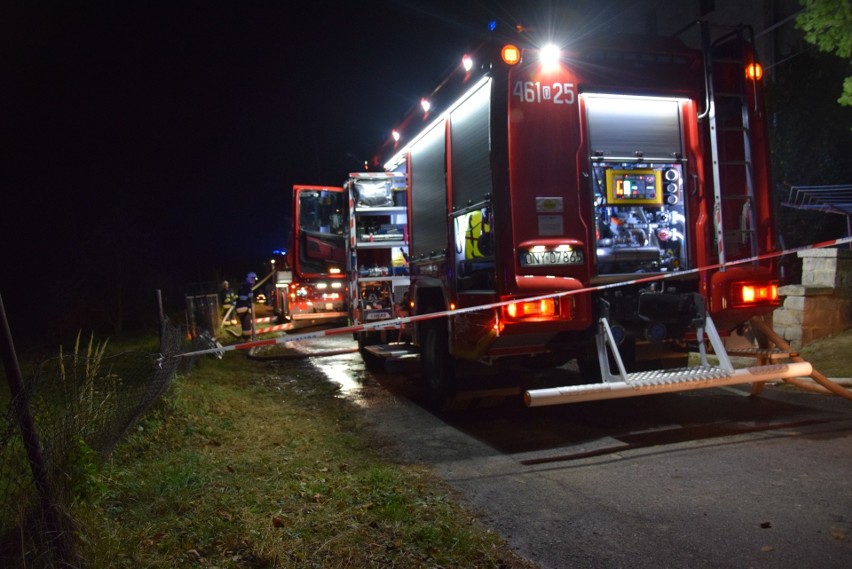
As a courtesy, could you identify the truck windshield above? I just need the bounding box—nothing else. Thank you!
[299,190,347,235]
[296,189,349,274]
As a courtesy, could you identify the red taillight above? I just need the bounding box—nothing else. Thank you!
[504,298,557,319]
[731,282,778,307]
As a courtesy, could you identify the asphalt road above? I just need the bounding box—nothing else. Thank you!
[260,334,852,569]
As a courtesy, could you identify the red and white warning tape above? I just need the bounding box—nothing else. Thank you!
[255,322,294,334]
[179,235,852,359]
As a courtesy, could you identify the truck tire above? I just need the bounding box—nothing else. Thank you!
[358,331,384,372]
[421,320,455,410]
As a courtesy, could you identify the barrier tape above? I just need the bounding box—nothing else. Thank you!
[255,323,294,334]
[221,306,273,325]
[178,235,852,359]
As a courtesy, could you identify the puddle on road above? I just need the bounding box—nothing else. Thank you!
[309,351,418,409]
[314,356,368,401]
[253,336,410,408]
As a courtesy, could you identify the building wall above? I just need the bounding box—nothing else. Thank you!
[772,248,852,350]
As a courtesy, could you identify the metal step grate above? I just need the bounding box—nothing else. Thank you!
[624,365,733,388]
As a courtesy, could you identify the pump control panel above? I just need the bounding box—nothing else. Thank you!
[592,162,687,275]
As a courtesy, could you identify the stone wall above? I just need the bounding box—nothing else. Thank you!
[772,248,852,350]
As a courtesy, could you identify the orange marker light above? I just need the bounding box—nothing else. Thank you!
[746,62,763,80]
[501,44,521,65]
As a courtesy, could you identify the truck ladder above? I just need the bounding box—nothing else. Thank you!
[524,315,812,407]
[702,23,761,269]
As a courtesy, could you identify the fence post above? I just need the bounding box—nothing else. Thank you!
[0,293,74,565]
[156,289,165,349]
[156,288,165,324]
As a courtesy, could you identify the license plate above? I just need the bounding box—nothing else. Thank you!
[364,310,391,321]
[520,249,584,267]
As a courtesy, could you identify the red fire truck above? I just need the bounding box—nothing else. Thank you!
[349,23,811,407]
[276,185,349,328]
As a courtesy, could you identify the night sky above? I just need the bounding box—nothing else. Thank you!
[4,0,574,343]
[9,1,750,345]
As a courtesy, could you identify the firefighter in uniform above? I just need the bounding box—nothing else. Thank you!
[220,280,238,325]
[235,272,257,341]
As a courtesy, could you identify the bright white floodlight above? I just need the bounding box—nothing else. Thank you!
[540,43,560,70]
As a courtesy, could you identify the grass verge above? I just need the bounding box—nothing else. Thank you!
[799,329,852,378]
[73,350,537,568]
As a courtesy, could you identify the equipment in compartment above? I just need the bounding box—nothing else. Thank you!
[593,162,687,275]
[353,178,394,207]
[348,173,410,331]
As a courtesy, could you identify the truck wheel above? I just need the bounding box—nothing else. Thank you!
[358,332,384,372]
[421,321,455,410]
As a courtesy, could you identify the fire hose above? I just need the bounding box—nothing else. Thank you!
[749,316,852,400]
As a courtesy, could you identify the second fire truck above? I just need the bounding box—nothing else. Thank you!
[275,185,349,328]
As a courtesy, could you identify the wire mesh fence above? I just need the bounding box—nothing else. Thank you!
[0,316,215,568]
